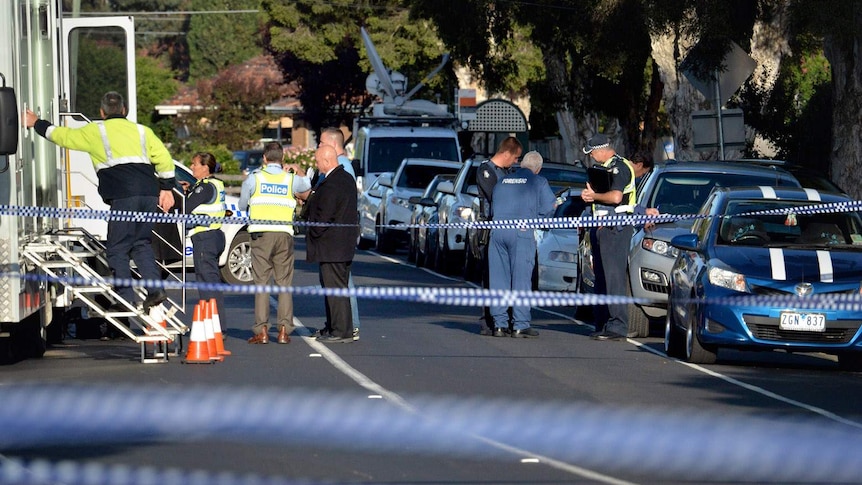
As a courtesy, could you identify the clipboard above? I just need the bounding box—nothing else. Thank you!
[587,165,613,193]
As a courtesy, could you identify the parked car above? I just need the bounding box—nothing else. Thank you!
[463,161,588,280]
[232,150,265,179]
[357,172,394,249]
[375,158,463,253]
[580,160,802,337]
[158,161,251,285]
[432,156,484,273]
[536,187,588,291]
[407,173,455,265]
[666,186,862,370]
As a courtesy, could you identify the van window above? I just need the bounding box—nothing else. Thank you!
[367,137,459,174]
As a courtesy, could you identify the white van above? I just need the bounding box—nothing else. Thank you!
[352,123,462,193]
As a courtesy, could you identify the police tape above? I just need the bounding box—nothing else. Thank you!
[4,199,862,231]
[4,270,862,311]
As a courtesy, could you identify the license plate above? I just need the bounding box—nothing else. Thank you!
[779,312,826,332]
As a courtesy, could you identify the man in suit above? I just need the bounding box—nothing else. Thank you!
[305,145,359,343]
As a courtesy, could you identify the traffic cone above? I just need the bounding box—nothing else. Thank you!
[182,302,213,364]
[148,304,172,343]
[209,298,231,356]
[202,300,224,362]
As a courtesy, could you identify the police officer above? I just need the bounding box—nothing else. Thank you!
[239,141,311,345]
[23,92,175,312]
[475,136,522,335]
[182,152,227,327]
[488,151,556,338]
[580,134,637,341]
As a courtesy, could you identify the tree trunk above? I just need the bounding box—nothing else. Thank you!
[543,46,580,164]
[824,7,862,200]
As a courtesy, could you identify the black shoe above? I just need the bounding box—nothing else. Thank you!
[591,330,624,341]
[312,328,332,338]
[511,327,539,338]
[142,289,167,312]
[479,327,495,336]
[493,327,507,337]
[316,335,352,344]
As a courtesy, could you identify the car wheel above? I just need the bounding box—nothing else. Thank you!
[627,278,650,338]
[220,231,253,285]
[434,231,449,274]
[376,218,395,253]
[463,237,480,283]
[407,229,417,263]
[685,306,717,364]
[837,352,862,371]
[664,308,685,358]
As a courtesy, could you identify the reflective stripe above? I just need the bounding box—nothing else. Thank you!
[758,186,777,199]
[817,250,834,283]
[769,248,786,280]
[803,188,822,202]
[189,178,226,237]
[95,121,150,172]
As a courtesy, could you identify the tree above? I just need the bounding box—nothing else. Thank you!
[187,0,264,80]
[261,0,455,135]
[136,55,179,138]
[182,55,285,150]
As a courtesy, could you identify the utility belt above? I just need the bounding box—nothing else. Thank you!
[594,204,634,217]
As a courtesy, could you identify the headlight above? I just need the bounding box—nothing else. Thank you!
[708,266,749,292]
[456,206,473,220]
[549,251,577,264]
[642,238,678,258]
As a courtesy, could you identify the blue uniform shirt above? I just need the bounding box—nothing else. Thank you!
[491,167,556,223]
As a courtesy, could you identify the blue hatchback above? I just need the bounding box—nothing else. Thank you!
[666,186,862,370]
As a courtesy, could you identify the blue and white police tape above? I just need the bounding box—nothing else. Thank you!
[5,270,862,311]
[2,384,862,483]
[5,200,862,231]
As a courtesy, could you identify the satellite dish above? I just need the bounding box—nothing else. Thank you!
[361,27,398,103]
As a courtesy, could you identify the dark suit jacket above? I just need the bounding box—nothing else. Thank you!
[305,165,359,263]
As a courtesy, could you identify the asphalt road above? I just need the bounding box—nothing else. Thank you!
[3,237,862,484]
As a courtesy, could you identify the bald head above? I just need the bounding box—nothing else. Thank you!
[315,145,338,174]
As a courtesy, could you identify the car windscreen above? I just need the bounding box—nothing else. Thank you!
[540,167,588,193]
[718,199,862,247]
[367,138,460,175]
[648,173,799,215]
[398,165,461,189]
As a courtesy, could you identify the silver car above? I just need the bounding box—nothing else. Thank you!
[407,173,455,266]
[580,160,802,337]
[536,187,587,291]
[357,172,393,249]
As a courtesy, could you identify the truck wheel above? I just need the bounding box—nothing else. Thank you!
[220,231,253,285]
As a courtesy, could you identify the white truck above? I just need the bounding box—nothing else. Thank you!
[0,1,198,363]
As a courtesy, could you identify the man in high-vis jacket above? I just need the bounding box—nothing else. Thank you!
[239,141,311,345]
[24,91,175,312]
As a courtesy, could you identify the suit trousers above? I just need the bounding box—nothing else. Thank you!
[320,261,353,338]
[250,231,294,334]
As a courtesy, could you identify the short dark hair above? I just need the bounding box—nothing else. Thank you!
[496,136,522,156]
[322,127,345,147]
[630,149,654,169]
[263,141,284,163]
[101,91,126,116]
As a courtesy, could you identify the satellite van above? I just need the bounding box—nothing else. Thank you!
[352,27,461,192]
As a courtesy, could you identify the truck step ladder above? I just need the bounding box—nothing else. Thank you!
[21,229,189,363]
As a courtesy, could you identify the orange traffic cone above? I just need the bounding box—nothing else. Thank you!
[209,298,231,356]
[183,302,213,364]
[202,300,224,362]
[148,304,172,342]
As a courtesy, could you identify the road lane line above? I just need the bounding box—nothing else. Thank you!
[277,296,633,484]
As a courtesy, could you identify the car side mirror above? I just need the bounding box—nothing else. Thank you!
[670,234,699,251]
[367,188,381,198]
[419,197,435,206]
[408,196,422,205]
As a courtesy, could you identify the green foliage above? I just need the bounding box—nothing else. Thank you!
[187,0,264,80]
[136,55,178,128]
[173,142,238,174]
[74,36,128,120]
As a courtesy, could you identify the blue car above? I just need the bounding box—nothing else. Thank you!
[666,186,862,370]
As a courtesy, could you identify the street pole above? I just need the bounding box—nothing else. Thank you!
[714,69,726,160]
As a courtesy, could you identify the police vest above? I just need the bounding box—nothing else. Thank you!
[592,155,637,216]
[189,177,226,237]
[248,170,296,234]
